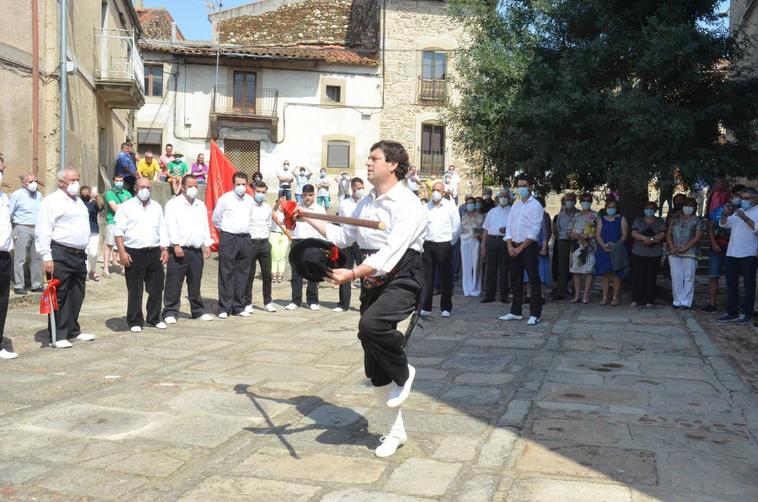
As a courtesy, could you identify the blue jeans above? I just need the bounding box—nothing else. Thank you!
[725,256,757,317]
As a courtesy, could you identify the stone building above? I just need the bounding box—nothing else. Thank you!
[0,0,144,193]
[731,0,758,69]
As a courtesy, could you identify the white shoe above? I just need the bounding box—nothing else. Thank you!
[527,316,540,325]
[165,316,177,325]
[237,311,252,317]
[130,326,142,333]
[498,313,523,321]
[420,310,432,317]
[375,433,407,458]
[309,304,320,311]
[285,303,298,311]
[54,339,73,348]
[244,304,254,313]
[73,333,96,341]
[441,310,451,318]
[218,312,229,319]
[264,303,277,312]
[198,313,214,321]
[154,322,167,329]
[332,307,344,312]
[387,365,415,408]
[0,349,18,360]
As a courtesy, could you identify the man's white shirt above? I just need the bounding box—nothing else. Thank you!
[293,202,326,240]
[339,195,363,218]
[0,193,13,252]
[250,201,273,239]
[113,197,168,249]
[482,205,510,236]
[165,195,213,248]
[35,189,90,260]
[721,205,758,258]
[505,196,544,243]
[424,198,461,244]
[212,191,254,234]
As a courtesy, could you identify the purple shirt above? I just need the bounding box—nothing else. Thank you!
[191,162,208,181]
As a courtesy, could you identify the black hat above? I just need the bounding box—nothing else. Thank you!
[288,238,347,282]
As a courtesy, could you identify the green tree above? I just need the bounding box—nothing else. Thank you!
[448,0,758,215]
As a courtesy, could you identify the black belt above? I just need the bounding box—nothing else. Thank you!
[250,237,269,243]
[126,246,161,252]
[13,223,35,228]
[169,246,200,252]
[221,230,249,237]
[487,235,503,240]
[51,241,86,256]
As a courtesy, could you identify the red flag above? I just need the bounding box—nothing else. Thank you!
[39,278,61,315]
[206,140,240,252]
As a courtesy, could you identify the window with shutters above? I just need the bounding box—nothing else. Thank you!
[326,140,350,169]
[420,123,445,176]
[144,64,163,97]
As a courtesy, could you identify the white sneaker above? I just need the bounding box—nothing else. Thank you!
[198,313,214,321]
[54,339,73,348]
[237,311,252,317]
[441,310,451,318]
[420,310,432,317]
[387,365,415,408]
[498,313,523,321]
[154,322,167,329]
[285,303,298,311]
[332,307,344,312]
[0,349,18,360]
[218,312,229,319]
[264,303,277,312]
[165,316,177,325]
[309,304,320,311]
[73,333,96,341]
[130,326,142,333]
[375,433,407,458]
[527,316,540,325]
[244,304,254,314]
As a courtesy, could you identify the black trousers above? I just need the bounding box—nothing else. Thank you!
[218,231,253,315]
[49,242,87,340]
[163,247,205,319]
[359,249,423,387]
[338,243,359,309]
[0,251,10,345]
[631,253,660,305]
[244,238,273,306]
[509,242,542,317]
[483,235,509,301]
[422,241,453,312]
[554,239,572,296]
[125,247,164,327]
[290,239,319,306]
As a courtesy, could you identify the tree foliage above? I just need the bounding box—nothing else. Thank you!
[447,0,758,199]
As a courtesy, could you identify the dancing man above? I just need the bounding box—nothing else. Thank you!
[301,140,426,458]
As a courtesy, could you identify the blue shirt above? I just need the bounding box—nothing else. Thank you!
[85,199,100,234]
[115,152,136,178]
[8,188,42,225]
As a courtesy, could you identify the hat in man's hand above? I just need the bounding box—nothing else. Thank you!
[288,238,347,282]
[172,152,184,158]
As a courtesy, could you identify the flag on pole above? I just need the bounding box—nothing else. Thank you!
[206,140,239,252]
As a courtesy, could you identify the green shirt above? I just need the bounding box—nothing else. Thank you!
[168,160,189,178]
[104,188,132,225]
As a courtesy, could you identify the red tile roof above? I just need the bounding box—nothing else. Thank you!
[136,8,185,41]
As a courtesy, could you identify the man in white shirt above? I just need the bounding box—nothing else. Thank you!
[286,184,326,310]
[212,172,255,318]
[446,165,461,205]
[277,160,294,201]
[302,140,426,458]
[500,174,545,325]
[718,187,758,324]
[334,177,365,312]
[481,190,512,304]
[0,161,18,359]
[405,166,420,197]
[244,181,276,314]
[162,174,214,325]
[35,168,96,348]
[8,173,43,295]
[294,166,312,203]
[421,181,461,318]
[114,178,169,332]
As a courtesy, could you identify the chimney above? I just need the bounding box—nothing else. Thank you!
[171,22,177,42]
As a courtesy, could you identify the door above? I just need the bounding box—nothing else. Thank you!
[233,71,256,113]
[421,123,445,176]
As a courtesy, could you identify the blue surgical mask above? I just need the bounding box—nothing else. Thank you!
[517,187,530,199]
[254,193,265,204]
[564,200,575,209]
[644,208,655,217]
[114,181,124,190]
[466,203,476,212]
[682,206,695,216]
[581,201,591,210]
[475,203,482,210]
[732,196,742,206]
[606,208,617,216]
[741,199,752,210]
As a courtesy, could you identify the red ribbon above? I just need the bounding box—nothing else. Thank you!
[328,244,340,263]
[39,278,61,315]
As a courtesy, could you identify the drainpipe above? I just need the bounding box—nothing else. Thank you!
[32,0,39,176]
[59,0,68,171]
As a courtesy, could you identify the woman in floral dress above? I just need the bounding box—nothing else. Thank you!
[569,193,598,303]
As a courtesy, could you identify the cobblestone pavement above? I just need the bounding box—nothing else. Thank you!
[0,261,757,501]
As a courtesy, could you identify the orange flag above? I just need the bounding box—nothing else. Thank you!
[206,140,238,252]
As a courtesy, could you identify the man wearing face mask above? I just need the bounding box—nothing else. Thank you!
[552,192,578,300]
[244,181,276,314]
[336,171,352,200]
[8,173,43,295]
[162,175,214,325]
[334,177,366,312]
[114,178,169,333]
[421,181,461,318]
[316,169,331,209]
[277,160,294,200]
[481,188,495,214]
[481,190,512,304]
[0,161,18,358]
[103,175,132,277]
[35,168,96,348]
[501,174,545,325]
[212,172,255,319]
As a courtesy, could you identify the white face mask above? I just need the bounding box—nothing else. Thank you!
[682,206,695,216]
[0,172,3,184]
[66,181,80,196]
[234,184,247,197]
[185,186,198,199]
[27,181,38,193]
[320,172,326,178]
[498,197,508,207]
[354,189,364,199]
[137,188,151,202]
[431,191,443,202]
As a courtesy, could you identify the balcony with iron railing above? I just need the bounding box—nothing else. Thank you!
[210,85,280,141]
[94,28,145,109]
[417,77,449,104]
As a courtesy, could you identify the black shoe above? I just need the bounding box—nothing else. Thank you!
[699,303,717,312]
[551,293,566,300]
[30,287,44,293]
[672,305,680,310]
[13,288,26,295]
[480,298,495,303]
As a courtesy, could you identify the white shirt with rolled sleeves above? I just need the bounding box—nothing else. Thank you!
[339,195,362,218]
[424,198,461,244]
[325,182,426,277]
[505,196,544,243]
[212,191,254,234]
[446,171,461,197]
[250,201,273,239]
[0,193,13,252]
[482,205,511,236]
[721,205,758,258]
[113,197,168,249]
[35,189,90,261]
[293,203,326,240]
[164,195,213,248]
